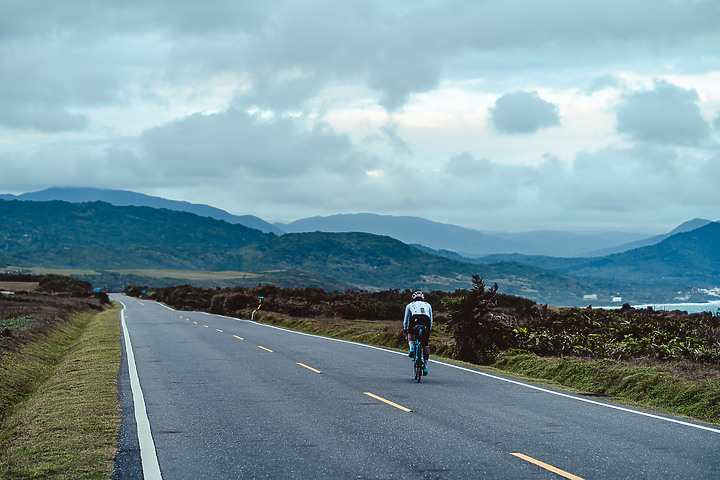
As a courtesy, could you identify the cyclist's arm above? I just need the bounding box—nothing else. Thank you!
[403,305,411,331]
[428,305,434,329]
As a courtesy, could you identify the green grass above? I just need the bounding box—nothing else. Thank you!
[0,305,122,479]
[493,352,720,425]
[0,316,36,335]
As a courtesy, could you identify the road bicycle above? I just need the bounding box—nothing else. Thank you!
[411,325,427,383]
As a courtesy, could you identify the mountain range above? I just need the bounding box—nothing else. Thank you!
[1,187,681,257]
[0,198,602,303]
[2,192,720,305]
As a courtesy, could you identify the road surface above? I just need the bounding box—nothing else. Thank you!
[112,295,720,479]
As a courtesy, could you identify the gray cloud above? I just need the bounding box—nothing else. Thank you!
[488,91,561,134]
[584,74,625,95]
[0,140,156,193]
[616,80,710,146]
[2,0,720,233]
[140,108,370,178]
[5,0,718,119]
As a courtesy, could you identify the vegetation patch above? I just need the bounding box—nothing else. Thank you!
[0,306,122,479]
[110,269,261,281]
[494,352,720,425]
[0,281,39,292]
[4,266,101,277]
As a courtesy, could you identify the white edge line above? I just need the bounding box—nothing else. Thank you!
[118,301,163,479]
[166,302,720,435]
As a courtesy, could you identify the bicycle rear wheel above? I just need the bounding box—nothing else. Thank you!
[413,342,423,382]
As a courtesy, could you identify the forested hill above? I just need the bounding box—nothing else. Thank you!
[481,222,720,286]
[0,200,270,269]
[561,221,720,283]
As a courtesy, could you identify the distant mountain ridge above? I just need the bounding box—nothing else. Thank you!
[278,213,527,256]
[277,213,650,257]
[2,187,662,257]
[0,187,283,234]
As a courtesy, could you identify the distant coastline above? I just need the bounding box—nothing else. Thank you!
[600,301,720,314]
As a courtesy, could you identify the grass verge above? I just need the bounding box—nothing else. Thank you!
[0,305,122,479]
[493,352,720,425]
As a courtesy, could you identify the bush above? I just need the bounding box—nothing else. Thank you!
[445,274,514,364]
[36,275,92,297]
[124,285,148,297]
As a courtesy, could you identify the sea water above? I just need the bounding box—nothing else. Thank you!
[632,301,720,314]
[599,300,720,314]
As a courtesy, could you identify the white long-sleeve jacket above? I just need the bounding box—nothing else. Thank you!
[403,300,433,330]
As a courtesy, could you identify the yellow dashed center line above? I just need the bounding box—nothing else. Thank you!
[363,392,412,412]
[216,329,224,333]
[510,453,585,480]
[257,345,273,352]
[203,325,209,328]
[233,335,244,340]
[297,363,322,374]
[193,322,198,325]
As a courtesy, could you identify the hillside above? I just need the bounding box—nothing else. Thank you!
[483,222,720,288]
[563,221,720,284]
[0,199,270,270]
[585,218,714,256]
[0,199,609,304]
[1,187,283,234]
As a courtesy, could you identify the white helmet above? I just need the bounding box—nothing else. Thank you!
[411,291,425,301]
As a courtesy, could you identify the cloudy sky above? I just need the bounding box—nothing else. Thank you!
[2,0,719,234]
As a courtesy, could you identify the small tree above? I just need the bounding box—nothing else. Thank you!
[446,274,511,364]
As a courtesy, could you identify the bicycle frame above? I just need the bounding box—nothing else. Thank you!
[412,326,426,382]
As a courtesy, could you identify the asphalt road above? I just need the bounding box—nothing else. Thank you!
[112,295,720,479]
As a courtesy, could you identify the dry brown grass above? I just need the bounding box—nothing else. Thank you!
[0,282,39,292]
[625,357,720,381]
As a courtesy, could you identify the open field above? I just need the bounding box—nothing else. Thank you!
[0,282,39,292]
[109,269,261,281]
[5,266,261,282]
[4,266,101,276]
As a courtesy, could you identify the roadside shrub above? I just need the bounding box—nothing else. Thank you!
[150,284,212,311]
[124,285,148,297]
[445,274,514,365]
[36,275,92,297]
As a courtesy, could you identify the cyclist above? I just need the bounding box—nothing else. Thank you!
[403,290,433,375]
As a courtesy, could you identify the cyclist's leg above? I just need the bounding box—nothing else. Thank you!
[419,322,431,374]
[406,319,417,356]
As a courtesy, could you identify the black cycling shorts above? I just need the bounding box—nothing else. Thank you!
[406,315,431,346]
